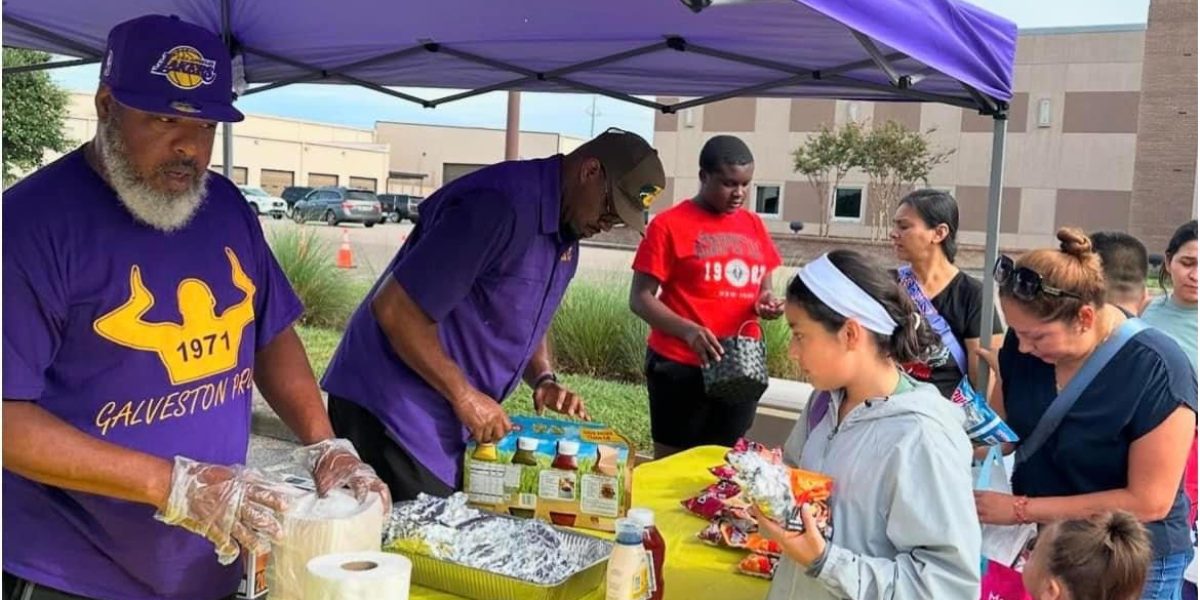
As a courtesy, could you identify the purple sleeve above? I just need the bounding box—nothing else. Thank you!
[241,198,304,350]
[2,222,67,400]
[391,191,517,322]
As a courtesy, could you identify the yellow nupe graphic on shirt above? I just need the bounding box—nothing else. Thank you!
[94,248,256,385]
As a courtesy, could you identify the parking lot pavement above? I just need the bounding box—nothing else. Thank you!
[259,217,638,281]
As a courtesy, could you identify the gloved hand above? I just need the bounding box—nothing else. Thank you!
[154,457,296,565]
[295,438,391,512]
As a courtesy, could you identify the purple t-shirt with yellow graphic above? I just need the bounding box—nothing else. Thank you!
[2,149,303,600]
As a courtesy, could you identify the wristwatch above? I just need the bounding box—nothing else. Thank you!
[532,372,558,389]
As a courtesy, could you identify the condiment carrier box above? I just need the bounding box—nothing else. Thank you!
[464,416,634,533]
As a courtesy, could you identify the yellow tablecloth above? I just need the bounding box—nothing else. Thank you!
[408,446,768,600]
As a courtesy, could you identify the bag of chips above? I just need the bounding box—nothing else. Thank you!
[710,464,738,481]
[681,480,743,520]
[726,438,834,538]
[697,518,749,548]
[737,553,779,579]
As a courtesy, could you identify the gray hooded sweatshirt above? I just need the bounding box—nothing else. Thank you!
[767,379,981,600]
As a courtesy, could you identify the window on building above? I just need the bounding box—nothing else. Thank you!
[754,185,781,217]
[832,186,865,221]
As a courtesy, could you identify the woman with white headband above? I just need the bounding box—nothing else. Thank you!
[754,250,981,600]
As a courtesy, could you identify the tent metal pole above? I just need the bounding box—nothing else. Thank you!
[221,0,233,181]
[505,91,520,160]
[976,113,1008,393]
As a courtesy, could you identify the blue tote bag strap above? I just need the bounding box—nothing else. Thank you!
[1015,319,1148,465]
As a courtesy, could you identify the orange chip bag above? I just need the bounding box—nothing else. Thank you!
[736,553,779,579]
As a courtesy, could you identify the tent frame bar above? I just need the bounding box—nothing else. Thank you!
[849,29,900,87]
[2,15,103,58]
[229,33,997,116]
[4,56,99,74]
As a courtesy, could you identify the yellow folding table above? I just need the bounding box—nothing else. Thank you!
[407,445,769,600]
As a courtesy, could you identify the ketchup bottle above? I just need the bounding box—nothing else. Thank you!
[627,507,665,600]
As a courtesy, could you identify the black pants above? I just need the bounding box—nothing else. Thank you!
[328,394,456,501]
[645,349,758,450]
[2,574,235,600]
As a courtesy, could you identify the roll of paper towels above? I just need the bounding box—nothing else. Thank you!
[268,490,385,600]
[305,552,412,600]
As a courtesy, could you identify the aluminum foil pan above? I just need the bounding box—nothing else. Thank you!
[385,494,612,600]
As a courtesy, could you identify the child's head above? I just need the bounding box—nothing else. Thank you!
[1022,512,1152,600]
[785,250,937,390]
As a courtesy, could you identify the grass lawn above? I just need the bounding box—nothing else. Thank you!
[296,326,653,453]
[297,325,344,379]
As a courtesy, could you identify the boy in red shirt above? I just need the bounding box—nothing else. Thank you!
[630,136,784,459]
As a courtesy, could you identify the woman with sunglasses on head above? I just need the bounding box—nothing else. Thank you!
[975,227,1196,600]
[754,249,980,600]
[630,135,783,459]
[890,189,1004,399]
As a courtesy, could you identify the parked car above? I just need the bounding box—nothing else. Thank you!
[237,185,288,219]
[378,194,424,223]
[292,187,383,227]
[280,186,314,208]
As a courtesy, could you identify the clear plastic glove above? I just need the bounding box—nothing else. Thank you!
[154,456,296,565]
[296,438,391,512]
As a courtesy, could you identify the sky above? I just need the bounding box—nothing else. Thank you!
[48,0,1151,141]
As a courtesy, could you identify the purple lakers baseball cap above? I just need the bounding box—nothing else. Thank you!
[101,14,244,122]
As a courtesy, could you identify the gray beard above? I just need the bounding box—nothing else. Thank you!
[96,117,209,232]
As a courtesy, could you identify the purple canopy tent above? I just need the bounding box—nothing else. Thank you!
[2,0,1018,381]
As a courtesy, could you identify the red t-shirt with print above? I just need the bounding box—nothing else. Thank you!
[633,200,783,367]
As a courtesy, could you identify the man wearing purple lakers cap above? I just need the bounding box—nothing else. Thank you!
[2,15,387,600]
[322,127,666,500]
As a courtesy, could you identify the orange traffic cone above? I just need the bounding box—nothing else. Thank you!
[336,228,355,269]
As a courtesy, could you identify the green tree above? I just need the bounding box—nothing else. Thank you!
[3,49,72,185]
[792,122,866,237]
[860,120,954,240]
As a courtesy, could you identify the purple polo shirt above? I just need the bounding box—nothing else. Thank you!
[2,150,303,599]
[322,157,579,489]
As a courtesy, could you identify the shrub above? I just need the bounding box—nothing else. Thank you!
[762,316,802,380]
[550,277,649,383]
[268,228,365,329]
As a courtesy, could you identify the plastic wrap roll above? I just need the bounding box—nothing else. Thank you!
[305,552,412,600]
[268,490,384,600]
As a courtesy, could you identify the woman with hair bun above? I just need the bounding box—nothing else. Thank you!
[754,249,980,600]
[975,228,1197,600]
[1022,511,1152,600]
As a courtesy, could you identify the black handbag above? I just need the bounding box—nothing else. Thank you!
[701,321,769,406]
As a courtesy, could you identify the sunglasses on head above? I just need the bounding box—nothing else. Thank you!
[993,255,1082,301]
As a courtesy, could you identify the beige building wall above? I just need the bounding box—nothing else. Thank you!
[374,122,586,196]
[654,25,1154,250]
[59,94,391,195]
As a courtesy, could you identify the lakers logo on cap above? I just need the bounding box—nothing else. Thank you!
[638,184,663,209]
[151,46,217,90]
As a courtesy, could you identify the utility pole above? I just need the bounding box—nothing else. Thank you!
[586,95,602,137]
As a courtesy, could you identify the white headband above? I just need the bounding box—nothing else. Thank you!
[796,254,899,335]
